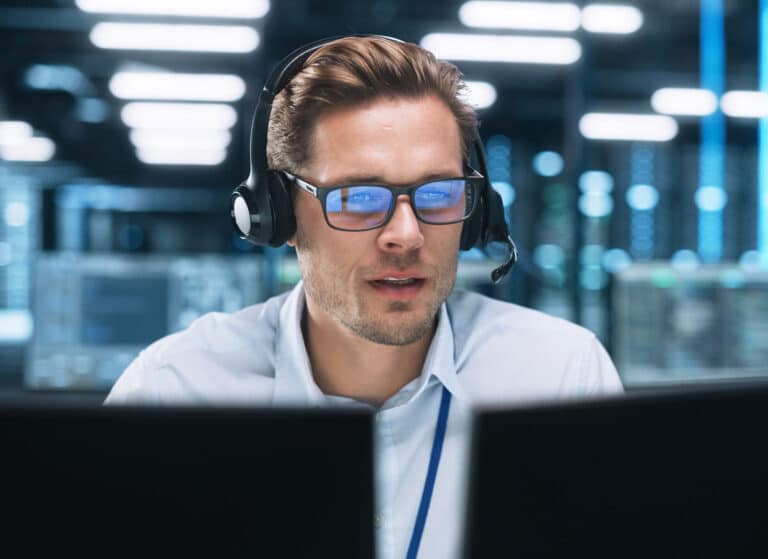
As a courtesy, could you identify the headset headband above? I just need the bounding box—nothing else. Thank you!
[232,34,517,283]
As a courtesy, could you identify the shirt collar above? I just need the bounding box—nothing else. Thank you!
[272,281,468,408]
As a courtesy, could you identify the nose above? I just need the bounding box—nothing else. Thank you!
[377,194,424,253]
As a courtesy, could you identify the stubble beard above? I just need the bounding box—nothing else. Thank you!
[295,228,457,346]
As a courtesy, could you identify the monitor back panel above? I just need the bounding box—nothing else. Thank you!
[464,385,768,558]
[0,404,374,559]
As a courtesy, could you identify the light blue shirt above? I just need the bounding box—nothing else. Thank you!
[106,281,623,559]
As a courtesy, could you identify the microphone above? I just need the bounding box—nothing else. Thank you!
[490,235,518,284]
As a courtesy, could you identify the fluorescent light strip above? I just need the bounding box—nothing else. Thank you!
[579,113,678,142]
[421,33,581,64]
[90,23,259,53]
[459,1,580,32]
[457,2,643,34]
[721,90,768,117]
[463,81,498,109]
[0,137,56,161]
[129,128,232,151]
[0,121,33,146]
[110,72,246,102]
[136,148,227,166]
[121,103,237,129]
[76,0,269,18]
[651,88,717,116]
[581,4,643,34]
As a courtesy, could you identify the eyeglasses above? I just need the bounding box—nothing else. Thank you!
[283,171,483,232]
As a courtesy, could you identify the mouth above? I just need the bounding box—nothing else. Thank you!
[368,275,427,300]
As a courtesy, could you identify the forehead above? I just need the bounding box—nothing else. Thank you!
[304,95,463,185]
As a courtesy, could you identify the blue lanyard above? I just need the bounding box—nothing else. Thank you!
[405,385,452,559]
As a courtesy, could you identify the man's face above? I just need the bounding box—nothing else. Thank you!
[288,95,464,346]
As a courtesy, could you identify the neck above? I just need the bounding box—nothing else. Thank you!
[302,301,435,407]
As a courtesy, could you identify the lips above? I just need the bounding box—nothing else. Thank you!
[368,272,426,300]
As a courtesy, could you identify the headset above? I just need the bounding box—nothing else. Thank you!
[231,35,517,283]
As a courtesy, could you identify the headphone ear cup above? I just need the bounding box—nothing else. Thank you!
[231,180,274,246]
[266,170,296,246]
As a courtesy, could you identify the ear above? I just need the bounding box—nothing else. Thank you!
[286,233,297,248]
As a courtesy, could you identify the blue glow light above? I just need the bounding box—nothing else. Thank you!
[739,250,768,269]
[698,0,725,262]
[578,192,613,218]
[492,181,516,207]
[698,210,724,262]
[532,151,563,177]
[24,64,87,94]
[626,183,659,211]
[670,249,701,270]
[578,170,613,193]
[602,248,632,273]
[76,98,110,123]
[760,0,768,257]
[4,202,30,227]
[694,185,728,211]
[533,243,565,269]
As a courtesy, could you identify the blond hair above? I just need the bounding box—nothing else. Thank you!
[266,36,478,173]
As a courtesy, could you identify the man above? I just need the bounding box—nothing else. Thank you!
[106,36,623,559]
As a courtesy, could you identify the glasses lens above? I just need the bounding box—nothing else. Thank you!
[325,186,393,230]
[413,179,472,224]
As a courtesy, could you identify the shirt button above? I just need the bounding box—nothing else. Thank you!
[374,513,383,529]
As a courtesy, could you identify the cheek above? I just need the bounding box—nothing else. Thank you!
[296,219,370,276]
[427,223,463,255]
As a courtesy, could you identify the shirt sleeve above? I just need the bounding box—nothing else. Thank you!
[103,351,157,405]
[580,335,624,396]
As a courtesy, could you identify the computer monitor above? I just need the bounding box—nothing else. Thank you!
[613,262,768,387]
[27,253,263,390]
[463,383,768,557]
[0,400,374,558]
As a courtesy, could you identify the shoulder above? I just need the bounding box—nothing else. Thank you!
[105,290,292,405]
[447,289,623,402]
[448,289,594,348]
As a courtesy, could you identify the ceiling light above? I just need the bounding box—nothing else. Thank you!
[459,1,580,31]
[24,64,88,94]
[0,137,56,162]
[76,98,110,123]
[463,81,498,109]
[532,151,564,177]
[626,184,660,211]
[579,170,614,193]
[136,148,227,166]
[421,33,581,65]
[582,4,643,34]
[90,23,259,53]
[579,113,678,141]
[721,90,768,118]
[121,103,237,129]
[651,88,717,116]
[0,121,33,146]
[110,72,246,102]
[76,0,269,18]
[129,129,232,151]
[695,186,728,212]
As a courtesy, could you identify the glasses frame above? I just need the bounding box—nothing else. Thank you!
[283,170,484,232]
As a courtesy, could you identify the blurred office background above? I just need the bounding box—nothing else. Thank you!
[1,0,767,397]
